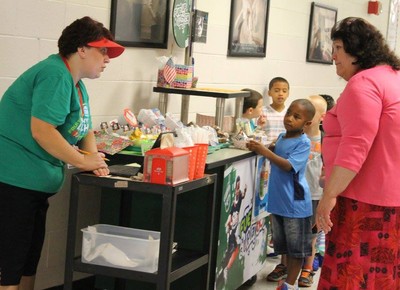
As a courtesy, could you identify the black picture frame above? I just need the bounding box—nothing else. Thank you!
[227,0,270,57]
[387,0,399,51]
[306,2,337,64]
[110,0,170,48]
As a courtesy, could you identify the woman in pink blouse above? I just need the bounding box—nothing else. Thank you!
[316,17,400,289]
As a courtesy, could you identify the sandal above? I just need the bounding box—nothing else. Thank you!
[298,268,314,287]
[267,263,287,282]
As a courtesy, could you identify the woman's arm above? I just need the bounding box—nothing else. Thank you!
[317,78,380,232]
[31,117,108,175]
[78,130,98,153]
[78,130,110,176]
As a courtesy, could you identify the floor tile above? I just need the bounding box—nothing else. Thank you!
[237,256,320,290]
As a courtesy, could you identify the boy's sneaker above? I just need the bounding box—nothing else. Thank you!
[242,274,257,286]
[266,245,279,257]
[276,283,288,290]
[312,255,319,272]
[298,268,314,287]
[276,282,299,290]
[267,263,287,282]
[318,254,324,267]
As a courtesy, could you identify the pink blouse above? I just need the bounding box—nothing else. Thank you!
[322,65,400,206]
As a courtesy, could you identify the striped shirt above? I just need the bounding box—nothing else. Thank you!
[262,105,287,142]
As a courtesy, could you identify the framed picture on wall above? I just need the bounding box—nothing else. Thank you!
[387,0,400,51]
[227,0,270,57]
[110,0,170,48]
[306,2,337,64]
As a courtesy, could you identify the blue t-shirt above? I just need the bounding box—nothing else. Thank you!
[267,133,312,218]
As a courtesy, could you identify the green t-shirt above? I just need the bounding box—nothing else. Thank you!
[0,54,92,193]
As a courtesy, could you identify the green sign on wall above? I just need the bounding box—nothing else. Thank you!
[172,0,191,48]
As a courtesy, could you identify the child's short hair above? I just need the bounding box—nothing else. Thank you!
[292,99,315,121]
[241,88,263,114]
[268,77,290,90]
[319,94,335,111]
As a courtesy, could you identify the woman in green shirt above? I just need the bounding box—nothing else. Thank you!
[0,16,124,290]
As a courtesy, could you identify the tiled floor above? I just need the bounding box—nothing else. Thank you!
[237,255,320,290]
[46,255,320,290]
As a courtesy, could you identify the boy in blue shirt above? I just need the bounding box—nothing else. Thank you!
[247,99,315,290]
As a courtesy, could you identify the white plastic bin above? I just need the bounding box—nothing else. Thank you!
[81,224,160,273]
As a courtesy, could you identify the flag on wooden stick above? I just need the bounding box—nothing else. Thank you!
[163,58,176,84]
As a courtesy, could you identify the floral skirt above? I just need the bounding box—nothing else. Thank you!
[317,196,400,290]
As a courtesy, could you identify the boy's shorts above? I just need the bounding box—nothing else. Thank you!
[0,182,53,286]
[270,214,313,258]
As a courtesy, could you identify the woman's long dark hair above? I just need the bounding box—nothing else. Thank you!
[331,17,400,70]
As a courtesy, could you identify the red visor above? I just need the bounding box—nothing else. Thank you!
[87,38,125,58]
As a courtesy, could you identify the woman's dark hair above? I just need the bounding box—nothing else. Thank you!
[241,88,263,114]
[58,16,114,57]
[331,17,400,70]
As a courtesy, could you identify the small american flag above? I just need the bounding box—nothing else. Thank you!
[163,58,176,84]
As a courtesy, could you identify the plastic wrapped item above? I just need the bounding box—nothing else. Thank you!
[152,108,166,126]
[165,113,184,130]
[202,126,219,146]
[188,126,209,144]
[174,128,194,148]
[254,132,269,146]
[232,131,249,150]
[137,109,158,127]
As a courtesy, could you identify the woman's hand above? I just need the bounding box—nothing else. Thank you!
[316,166,357,233]
[93,167,110,176]
[92,152,110,176]
[316,194,336,233]
[80,152,108,173]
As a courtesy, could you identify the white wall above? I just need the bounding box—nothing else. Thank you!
[0,0,396,288]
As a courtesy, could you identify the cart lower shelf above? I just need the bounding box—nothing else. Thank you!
[73,250,208,283]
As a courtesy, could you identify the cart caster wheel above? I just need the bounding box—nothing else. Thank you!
[243,274,257,286]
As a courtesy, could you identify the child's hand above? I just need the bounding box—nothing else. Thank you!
[257,114,266,127]
[246,140,266,155]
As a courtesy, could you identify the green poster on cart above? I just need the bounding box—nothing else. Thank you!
[215,156,268,290]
